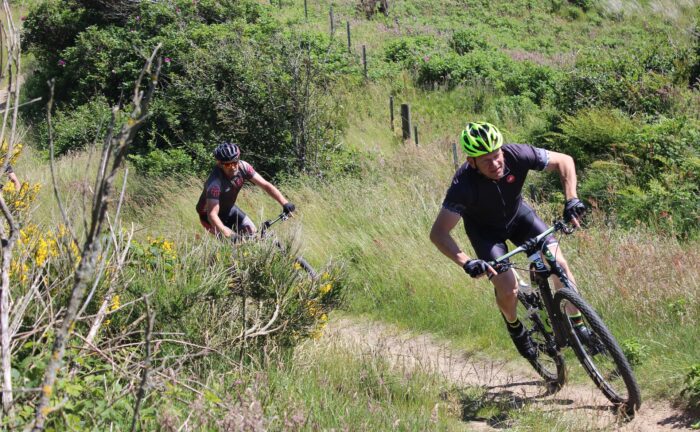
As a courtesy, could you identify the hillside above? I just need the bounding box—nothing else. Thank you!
[2,0,699,429]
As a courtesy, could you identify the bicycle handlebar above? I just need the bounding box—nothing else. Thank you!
[262,212,289,230]
[488,219,576,266]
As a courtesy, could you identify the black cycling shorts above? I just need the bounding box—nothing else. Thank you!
[199,205,255,235]
[464,204,556,262]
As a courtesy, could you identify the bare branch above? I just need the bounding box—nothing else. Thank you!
[30,44,162,432]
[130,295,154,432]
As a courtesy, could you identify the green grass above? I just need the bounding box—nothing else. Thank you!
[10,0,700,425]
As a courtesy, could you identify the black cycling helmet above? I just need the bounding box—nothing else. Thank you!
[213,142,241,163]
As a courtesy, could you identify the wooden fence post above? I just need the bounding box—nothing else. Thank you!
[389,96,394,130]
[329,6,334,36]
[414,125,418,146]
[362,45,367,77]
[346,21,351,52]
[304,0,308,18]
[401,104,411,141]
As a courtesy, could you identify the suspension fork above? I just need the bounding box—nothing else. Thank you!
[529,259,569,348]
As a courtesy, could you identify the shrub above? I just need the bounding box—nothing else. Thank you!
[24,0,347,179]
[620,339,648,367]
[545,107,638,167]
[450,29,488,55]
[681,364,700,409]
[384,36,436,66]
[33,97,113,156]
[130,148,194,177]
[555,46,680,116]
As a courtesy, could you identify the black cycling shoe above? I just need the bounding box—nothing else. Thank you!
[574,325,604,355]
[510,327,538,360]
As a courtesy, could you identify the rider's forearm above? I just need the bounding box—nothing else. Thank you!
[207,212,229,234]
[430,230,470,267]
[262,183,288,206]
[557,155,578,200]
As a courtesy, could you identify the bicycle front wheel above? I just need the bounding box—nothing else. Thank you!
[518,291,566,389]
[554,288,641,415]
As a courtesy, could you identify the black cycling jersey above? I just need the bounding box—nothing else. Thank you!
[196,161,256,219]
[442,144,553,261]
[443,144,548,228]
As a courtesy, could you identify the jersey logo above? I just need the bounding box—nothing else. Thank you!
[209,185,220,198]
[506,174,516,184]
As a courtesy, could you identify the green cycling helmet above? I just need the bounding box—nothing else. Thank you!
[460,122,503,157]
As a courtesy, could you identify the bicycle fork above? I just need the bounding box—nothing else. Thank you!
[528,260,569,350]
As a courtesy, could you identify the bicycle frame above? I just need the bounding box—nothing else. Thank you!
[489,221,576,348]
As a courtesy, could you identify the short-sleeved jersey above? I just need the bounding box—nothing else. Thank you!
[442,144,549,229]
[196,161,256,217]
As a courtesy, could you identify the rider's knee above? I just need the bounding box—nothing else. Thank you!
[492,270,518,296]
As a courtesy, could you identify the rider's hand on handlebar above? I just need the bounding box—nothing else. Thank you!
[282,202,296,215]
[463,259,498,279]
[220,226,235,238]
[563,198,586,228]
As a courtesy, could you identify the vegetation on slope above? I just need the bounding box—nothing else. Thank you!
[4,0,699,428]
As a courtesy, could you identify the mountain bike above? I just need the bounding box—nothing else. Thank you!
[239,211,317,278]
[488,220,642,416]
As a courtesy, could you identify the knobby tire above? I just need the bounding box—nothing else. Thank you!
[518,291,567,389]
[554,288,642,416]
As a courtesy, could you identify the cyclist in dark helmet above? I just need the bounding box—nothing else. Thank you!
[430,122,589,360]
[196,142,295,239]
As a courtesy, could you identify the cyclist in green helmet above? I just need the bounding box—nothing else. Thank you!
[430,121,589,360]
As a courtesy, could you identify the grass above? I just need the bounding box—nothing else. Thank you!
[9,0,700,426]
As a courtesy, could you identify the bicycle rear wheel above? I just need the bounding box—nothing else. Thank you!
[518,291,566,389]
[554,288,641,415]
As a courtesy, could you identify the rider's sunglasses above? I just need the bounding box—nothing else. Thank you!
[221,160,239,168]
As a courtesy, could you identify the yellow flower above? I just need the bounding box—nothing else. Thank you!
[35,238,49,267]
[319,283,332,295]
[293,262,302,270]
[321,272,330,280]
[162,240,174,252]
[306,300,320,317]
[109,295,121,312]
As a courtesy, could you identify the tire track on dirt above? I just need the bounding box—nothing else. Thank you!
[325,317,697,431]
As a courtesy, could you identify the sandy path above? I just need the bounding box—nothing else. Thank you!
[325,317,697,431]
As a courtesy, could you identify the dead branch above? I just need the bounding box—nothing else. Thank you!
[30,44,162,432]
[130,295,154,432]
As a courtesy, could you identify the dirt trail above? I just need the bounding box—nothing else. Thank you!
[325,317,697,431]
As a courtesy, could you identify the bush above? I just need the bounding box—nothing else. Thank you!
[415,50,558,104]
[620,339,648,367]
[450,29,488,55]
[24,0,346,179]
[33,97,113,156]
[544,107,638,167]
[130,148,194,177]
[681,364,700,409]
[555,46,680,116]
[384,36,436,66]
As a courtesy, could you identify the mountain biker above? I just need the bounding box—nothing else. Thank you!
[196,142,295,239]
[430,122,590,360]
